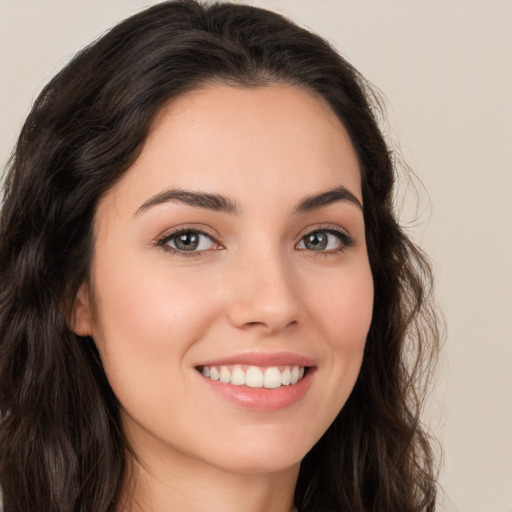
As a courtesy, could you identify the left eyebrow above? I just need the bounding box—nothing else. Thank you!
[293,186,363,213]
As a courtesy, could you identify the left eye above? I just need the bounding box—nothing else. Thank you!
[296,230,348,252]
[160,230,217,252]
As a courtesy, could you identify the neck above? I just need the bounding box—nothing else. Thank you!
[118,447,299,512]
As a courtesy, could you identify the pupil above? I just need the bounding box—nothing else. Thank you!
[307,233,327,250]
[176,232,199,250]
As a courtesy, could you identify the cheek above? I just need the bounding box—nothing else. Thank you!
[90,262,225,398]
[307,261,374,347]
[304,261,373,401]
[94,259,221,340]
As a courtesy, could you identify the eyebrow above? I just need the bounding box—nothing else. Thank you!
[293,186,363,213]
[135,185,362,217]
[135,188,241,216]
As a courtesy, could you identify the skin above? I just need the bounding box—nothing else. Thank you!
[73,85,374,512]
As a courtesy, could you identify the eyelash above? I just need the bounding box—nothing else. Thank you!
[297,226,355,256]
[155,226,355,258]
[155,228,221,258]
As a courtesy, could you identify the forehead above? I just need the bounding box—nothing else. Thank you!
[98,84,362,220]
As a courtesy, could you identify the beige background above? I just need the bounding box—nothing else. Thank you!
[1,1,511,511]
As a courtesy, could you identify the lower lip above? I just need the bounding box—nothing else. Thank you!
[199,369,315,411]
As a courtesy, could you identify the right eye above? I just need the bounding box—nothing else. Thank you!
[157,229,220,255]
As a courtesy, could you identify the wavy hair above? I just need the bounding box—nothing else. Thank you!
[0,1,440,510]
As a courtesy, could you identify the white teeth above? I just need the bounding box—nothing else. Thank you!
[200,364,307,388]
[231,367,246,386]
[264,367,282,388]
[219,366,231,383]
[246,366,264,388]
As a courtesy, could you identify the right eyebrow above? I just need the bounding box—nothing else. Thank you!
[134,188,242,217]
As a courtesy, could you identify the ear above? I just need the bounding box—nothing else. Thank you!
[70,282,94,337]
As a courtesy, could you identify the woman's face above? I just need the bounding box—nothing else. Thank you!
[74,85,373,475]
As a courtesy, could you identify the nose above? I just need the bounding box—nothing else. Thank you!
[227,248,301,334]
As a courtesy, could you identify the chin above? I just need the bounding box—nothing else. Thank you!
[203,425,318,475]
[218,452,302,476]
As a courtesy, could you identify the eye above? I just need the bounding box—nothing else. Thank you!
[157,229,220,254]
[296,228,354,253]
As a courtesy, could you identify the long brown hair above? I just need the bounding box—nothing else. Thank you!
[0,1,440,510]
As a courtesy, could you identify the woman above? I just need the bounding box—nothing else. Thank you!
[0,1,440,511]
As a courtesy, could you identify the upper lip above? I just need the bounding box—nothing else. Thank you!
[196,351,317,368]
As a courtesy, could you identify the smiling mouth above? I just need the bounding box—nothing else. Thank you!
[197,365,308,389]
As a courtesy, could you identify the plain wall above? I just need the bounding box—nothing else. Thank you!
[1,1,511,511]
